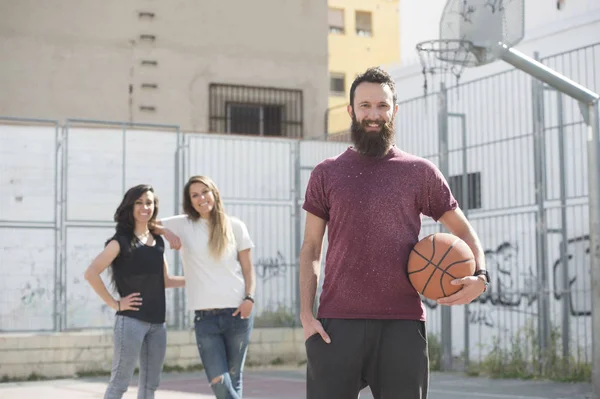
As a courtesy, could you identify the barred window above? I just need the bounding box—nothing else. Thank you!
[209,84,303,138]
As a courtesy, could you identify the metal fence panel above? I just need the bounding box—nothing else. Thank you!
[0,227,56,331]
[0,119,60,332]
[180,134,299,327]
[0,124,58,222]
[0,46,597,382]
[64,226,115,329]
[393,42,599,379]
[62,121,180,330]
[185,133,295,202]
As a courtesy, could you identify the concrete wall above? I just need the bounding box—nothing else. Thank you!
[0,0,328,138]
[0,328,306,379]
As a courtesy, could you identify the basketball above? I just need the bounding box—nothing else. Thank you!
[407,233,476,300]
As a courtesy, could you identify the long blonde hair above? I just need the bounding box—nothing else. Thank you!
[183,175,233,259]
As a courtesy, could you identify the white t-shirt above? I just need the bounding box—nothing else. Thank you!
[160,214,254,310]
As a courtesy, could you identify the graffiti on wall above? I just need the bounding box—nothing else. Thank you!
[255,251,290,281]
[422,235,591,328]
[552,235,590,316]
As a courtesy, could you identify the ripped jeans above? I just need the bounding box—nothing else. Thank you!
[194,308,254,399]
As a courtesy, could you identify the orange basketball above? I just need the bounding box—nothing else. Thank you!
[407,233,476,300]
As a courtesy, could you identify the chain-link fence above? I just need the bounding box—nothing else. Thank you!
[396,42,599,379]
[1,40,597,384]
[0,118,347,332]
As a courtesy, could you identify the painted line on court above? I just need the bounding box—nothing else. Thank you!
[429,389,554,399]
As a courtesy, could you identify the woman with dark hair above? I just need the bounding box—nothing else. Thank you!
[84,184,185,399]
[157,175,256,399]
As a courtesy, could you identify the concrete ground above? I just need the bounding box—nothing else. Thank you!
[0,366,594,399]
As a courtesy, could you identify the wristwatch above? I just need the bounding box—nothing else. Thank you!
[243,294,255,303]
[474,269,490,291]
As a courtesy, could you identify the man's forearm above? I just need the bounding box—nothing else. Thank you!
[299,246,321,320]
[458,228,486,270]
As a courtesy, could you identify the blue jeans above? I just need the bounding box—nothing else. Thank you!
[194,308,254,399]
[104,315,167,399]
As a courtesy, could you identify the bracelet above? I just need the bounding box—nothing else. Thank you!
[243,294,255,303]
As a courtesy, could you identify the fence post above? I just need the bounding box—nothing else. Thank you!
[555,92,571,366]
[54,123,64,332]
[438,83,453,370]
[293,141,303,325]
[531,53,551,366]
[173,128,182,329]
[449,112,469,369]
[587,102,600,399]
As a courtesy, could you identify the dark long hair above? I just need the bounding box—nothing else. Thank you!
[113,184,159,235]
[106,184,159,289]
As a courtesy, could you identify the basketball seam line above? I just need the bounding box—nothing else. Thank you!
[438,258,475,296]
[410,237,466,297]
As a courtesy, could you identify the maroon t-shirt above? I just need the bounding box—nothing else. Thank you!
[303,146,458,321]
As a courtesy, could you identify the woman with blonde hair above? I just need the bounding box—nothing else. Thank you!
[158,175,256,399]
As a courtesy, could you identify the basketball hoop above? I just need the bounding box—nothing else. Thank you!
[416,0,525,97]
[416,39,474,96]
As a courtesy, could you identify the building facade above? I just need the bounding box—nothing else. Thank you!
[0,0,328,138]
[326,0,400,136]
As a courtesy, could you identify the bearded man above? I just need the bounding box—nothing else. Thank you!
[299,67,489,399]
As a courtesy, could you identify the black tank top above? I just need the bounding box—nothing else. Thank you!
[111,233,166,324]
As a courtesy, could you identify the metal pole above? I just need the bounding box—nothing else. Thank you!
[53,123,60,332]
[588,102,600,398]
[122,126,127,195]
[61,123,69,331]
[180,133,188,327]
[450,112,469,369]
[495,43,599,105]
[293,141,303,325]
[173,128,182,330]
[531,56,550,365]
[438,83,452,370]
[556,92,570,366]
[324,108,329,140]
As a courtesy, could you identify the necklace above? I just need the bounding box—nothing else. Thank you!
[135,230,150,241]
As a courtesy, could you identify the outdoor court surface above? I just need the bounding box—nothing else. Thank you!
[0,367,594,399]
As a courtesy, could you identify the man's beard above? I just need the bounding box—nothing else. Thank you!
[350,114,396,158]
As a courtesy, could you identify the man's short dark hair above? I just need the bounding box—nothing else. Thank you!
[349,67,397,108]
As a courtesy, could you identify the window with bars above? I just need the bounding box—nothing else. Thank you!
[448,172,482,210]
[355,11,372,37]
[209,84,303,138]
[226,104,283,136]
[329,8,345,34]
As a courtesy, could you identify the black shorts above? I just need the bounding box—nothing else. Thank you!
[305,318,429,399]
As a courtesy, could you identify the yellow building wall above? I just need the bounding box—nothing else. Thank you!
[327,0,400,135]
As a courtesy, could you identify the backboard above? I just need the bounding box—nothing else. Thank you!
[439,0,525,66]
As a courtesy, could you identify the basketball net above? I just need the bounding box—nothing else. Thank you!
[416,39,473,97]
